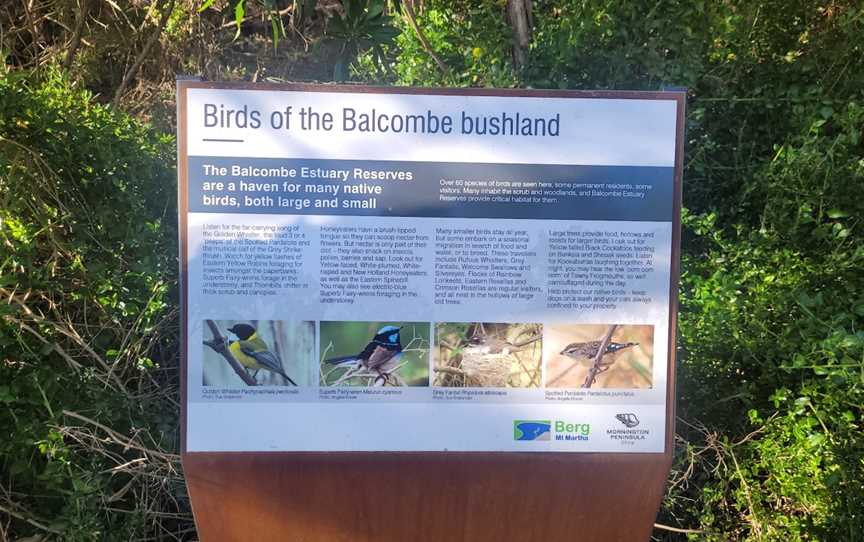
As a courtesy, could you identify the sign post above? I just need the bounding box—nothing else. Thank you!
[177,81,684,541]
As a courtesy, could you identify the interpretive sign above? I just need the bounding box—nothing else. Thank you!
[178,82,684,454]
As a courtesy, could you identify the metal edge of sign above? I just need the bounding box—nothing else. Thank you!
[175,80,687,459]
[177,79,686,101]
[178,81,189,455]
[666,92,686,457]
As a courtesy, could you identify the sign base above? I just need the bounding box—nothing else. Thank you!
[184,452,671,541]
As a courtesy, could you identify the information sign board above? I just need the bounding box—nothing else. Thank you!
[178,82,684,455]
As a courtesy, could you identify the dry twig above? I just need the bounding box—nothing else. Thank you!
[0,502,62,535]
[63,0,90,70]
[112,0,176,106]
[402,0,448,75]
[582,324,618,388]
[653,522,704,535]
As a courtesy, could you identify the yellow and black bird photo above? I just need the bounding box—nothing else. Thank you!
[202,320,315,386]
[544,324,654,389]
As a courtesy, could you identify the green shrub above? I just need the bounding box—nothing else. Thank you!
[2,1,863,539]
[0,69,188,540]
[668,100,864,540]
[369,2,864,539]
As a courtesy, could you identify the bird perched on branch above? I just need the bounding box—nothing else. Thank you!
[559,339,638,383]
[227,323,297,385]
[465,334,514,356]
[464,324,541,356]
[559,340,638,362]
[324,325,403,373]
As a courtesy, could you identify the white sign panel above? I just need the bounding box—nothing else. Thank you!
[178,82,683,453]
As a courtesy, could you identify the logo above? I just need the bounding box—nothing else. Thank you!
[615,413,640,428]
[608,414,649,445]
[553,420,590,441]
[513,420,591,442]
[513,420,551,441]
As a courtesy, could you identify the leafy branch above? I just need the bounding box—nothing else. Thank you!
[326,0,399,80]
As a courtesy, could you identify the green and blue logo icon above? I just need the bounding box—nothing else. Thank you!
[513,420,551,441]
[513,419,592,442]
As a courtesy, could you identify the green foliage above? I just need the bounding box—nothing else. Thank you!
[0,69,188,539]
[369,3,864,538]
[326,0,400,80]
[670,90,863,541]
[357,1,517,87]
[2,0,864,539]
[525,1,706,90]
[200,0,288,47]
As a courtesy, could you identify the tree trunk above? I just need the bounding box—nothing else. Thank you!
[507,0,532,69]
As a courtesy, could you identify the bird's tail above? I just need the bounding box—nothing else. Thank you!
[607,341,639,354]
[324,355,360,366]
[278,370,298,386]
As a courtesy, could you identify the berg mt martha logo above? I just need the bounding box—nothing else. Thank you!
[513,420,591,442]
[615,413,640,428]
[513,420,551,441]
[553,421,590,441]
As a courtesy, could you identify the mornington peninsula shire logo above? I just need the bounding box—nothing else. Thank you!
[513,420,551,441]
[615,413,640,428]
[608,413,650,443]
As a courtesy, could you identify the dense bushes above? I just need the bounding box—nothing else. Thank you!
[1,0,863,540]
[0,69,189,539]
[367,1,864,539]
[672,105,864,539]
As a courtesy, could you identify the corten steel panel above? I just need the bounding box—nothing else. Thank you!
[177,81,685,542]
[184,452,672,541]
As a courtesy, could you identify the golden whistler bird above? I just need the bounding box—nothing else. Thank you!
[227,323,297,385]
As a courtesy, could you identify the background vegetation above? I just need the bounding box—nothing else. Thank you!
[1,0,862,539]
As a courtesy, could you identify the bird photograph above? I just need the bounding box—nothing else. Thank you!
[433,322,542,388]
[202,319,314,386]
[319,321,430,386]
[544,324,653,389]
